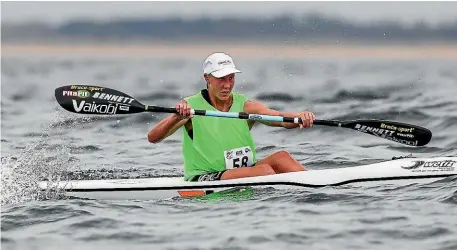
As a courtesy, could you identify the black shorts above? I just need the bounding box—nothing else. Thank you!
[189,162,257,182]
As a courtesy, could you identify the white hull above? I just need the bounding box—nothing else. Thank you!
[39,157,457,200]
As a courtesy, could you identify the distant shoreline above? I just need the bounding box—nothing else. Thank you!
[3,42,457,59]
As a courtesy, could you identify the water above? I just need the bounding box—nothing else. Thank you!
[2,47,457,250]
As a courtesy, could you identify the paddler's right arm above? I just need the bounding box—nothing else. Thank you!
[147,100,193,143]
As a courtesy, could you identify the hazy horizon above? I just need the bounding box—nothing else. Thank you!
[2,1,457,26]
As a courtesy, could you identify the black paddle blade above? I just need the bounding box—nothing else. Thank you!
[342,120,432,147]
[55,85,146,115]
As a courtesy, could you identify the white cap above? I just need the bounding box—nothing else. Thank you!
[203,52,241,78]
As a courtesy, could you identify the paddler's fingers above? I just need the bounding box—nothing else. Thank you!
[189,106,194,118]
[181,104,187,117]
[300,112,314,128]
[176,102,186,118]
[301,112,309,128]
[309,112,315,127]
[175,103,181,115]
[185,104,191,117]
[299,112,306,129]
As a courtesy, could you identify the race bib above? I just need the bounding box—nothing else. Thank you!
[224,146,254,169]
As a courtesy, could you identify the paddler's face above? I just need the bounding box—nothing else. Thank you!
[205,73,235,101]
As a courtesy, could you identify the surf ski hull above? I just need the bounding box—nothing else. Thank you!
[39,157,457,200]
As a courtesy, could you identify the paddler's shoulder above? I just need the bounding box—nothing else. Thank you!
[182,91,204,102]
[232,91,249,104]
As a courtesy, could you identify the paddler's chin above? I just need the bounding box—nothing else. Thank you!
[218,91,232,100]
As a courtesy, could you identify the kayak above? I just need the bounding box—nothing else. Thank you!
[39,156,457,200]
[46,84,445,201]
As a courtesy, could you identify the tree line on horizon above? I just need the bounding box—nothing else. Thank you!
[4,14,457,42]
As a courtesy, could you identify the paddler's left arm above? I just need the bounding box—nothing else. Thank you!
[243,100,315,129]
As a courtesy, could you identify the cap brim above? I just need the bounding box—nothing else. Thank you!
[211,67,241,78]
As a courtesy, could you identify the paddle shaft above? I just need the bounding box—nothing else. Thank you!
[146,105,339,126]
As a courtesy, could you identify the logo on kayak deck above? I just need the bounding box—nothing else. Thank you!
[197,172,223,182]
[401,161,424,170]
[401,160,456,172]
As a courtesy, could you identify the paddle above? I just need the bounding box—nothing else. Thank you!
[55,85,432,147]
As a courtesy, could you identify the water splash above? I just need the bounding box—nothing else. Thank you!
[1,113,78,206]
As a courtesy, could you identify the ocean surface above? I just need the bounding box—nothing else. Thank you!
[2,47,457,250]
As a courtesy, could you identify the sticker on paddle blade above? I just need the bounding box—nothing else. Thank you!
[348,120,432,147]
[55,85,145,115]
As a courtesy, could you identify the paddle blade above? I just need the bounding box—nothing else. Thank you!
[342,120,432,146]
[55,85,146,115]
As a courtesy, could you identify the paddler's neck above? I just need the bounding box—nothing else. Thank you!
[208,90,233,112]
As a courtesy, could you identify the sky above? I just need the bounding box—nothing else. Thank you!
[2,1,457,26]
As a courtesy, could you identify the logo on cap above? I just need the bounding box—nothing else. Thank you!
[203,52,241,77]
[218,60,232,66]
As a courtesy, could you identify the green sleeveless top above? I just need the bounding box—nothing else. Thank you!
[182,91,257,181]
